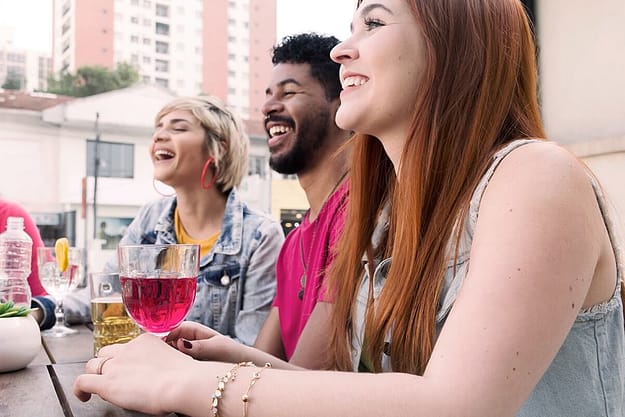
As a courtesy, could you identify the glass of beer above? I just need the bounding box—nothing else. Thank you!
[117,244,199,338]
[89,272,141,355]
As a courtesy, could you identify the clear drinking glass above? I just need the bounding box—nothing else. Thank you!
[37,246,84,337]
[89,272,141,355]
[117,244,199,338]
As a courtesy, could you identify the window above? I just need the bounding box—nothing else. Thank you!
[248,156,267,178]
[155,59,169,72]
[143,38,151,45]
[155,41,169,54]
[155,77,169,88]
[155,22,170,35]
[280,209,307,236]
[131,16,139,24]
[155,4,169,17]
[130,35,139,43]
[143,56,151,63]
[86,141,134,178]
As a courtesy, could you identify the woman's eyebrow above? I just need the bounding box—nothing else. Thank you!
[351,3,394,31]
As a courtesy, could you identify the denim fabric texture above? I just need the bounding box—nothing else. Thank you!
[352,140,625,416]
[105,188,283,346]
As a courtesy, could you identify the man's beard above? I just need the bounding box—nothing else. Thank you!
[269,107,331,175]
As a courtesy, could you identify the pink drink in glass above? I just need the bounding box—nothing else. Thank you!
[120,276,197,336]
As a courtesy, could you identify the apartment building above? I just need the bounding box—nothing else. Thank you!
[52,0,276,120]
[0,27,52,92]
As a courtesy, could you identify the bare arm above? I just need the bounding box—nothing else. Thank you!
[253,307,286,360]
[289,301,333,369]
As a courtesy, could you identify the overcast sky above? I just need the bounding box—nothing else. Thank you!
[0,0,354,53]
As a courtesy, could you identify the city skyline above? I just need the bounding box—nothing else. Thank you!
[0,0,354,53]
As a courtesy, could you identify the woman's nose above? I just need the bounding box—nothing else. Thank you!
[152,127,168,142]
[330,38,358,64]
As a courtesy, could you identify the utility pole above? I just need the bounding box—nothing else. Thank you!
[92,113,100,239]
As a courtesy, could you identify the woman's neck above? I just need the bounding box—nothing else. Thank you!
[174,188,228,240]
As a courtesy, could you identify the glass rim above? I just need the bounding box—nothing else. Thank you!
[117,244,199,249]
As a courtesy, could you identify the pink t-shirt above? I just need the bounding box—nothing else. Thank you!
[0,199,47,297]
[273,181,348,359]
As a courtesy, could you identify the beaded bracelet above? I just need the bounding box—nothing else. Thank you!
[241,362,272,417]
[212,361,254,417]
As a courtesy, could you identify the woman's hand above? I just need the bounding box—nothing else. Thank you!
[73,333,205,415]
[166,321,251,363]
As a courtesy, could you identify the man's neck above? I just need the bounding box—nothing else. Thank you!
[298,147,349,222]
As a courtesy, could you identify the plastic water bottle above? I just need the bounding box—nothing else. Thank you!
[0,216,33,308]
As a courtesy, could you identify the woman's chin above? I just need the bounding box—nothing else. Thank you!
[334,109,361,133]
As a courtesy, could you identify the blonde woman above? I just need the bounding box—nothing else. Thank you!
[106,95,283,345]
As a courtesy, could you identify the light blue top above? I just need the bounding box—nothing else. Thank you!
[351,140,625,416]
[105,188,284,346]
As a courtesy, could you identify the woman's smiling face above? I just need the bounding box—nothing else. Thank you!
[331,0,426,145]
[150,109,209,188]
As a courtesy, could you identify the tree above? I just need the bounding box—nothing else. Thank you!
[2,69,25,90]
[46,62,139,97]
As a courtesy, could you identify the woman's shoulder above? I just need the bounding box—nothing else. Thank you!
[244,207,282,233]
[481,140,600,222]
[492,140,591,190]
[130,197,176,230]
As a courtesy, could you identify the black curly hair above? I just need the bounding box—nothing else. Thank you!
[271,33,341,101]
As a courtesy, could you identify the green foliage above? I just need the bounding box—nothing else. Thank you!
[0,301,32,318]
[46,62,140,97]
[2,69,25,90]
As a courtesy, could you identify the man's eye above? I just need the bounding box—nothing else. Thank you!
[174,128,187,132]
[283,91,296,96]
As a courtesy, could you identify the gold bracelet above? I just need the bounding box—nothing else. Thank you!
[211,362,254,417]
[241,362,272,417]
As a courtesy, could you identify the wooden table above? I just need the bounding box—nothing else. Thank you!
[0,324,154,416]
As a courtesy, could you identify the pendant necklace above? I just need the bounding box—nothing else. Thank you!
[297,170,348,300]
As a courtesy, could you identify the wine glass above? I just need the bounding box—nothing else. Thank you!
[117,244,199,338]
[37,246,84,337]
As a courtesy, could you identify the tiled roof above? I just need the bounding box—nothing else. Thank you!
[0,90,75,111]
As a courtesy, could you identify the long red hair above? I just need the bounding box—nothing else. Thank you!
[328,0,547,374]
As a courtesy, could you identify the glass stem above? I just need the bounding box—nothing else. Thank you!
[54,300,65,327]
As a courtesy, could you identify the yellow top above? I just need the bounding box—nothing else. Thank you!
[174,208,219,258]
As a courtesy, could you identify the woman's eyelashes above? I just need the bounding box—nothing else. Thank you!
[364,17,385,31]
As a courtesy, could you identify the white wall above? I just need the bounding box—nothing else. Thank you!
[538,0,625,143]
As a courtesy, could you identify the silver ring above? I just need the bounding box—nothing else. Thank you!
[96,357,113,375]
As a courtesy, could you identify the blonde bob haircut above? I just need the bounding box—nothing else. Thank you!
[155,95,249,193]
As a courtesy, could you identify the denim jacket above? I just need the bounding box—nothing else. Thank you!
[105,189,284,346]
